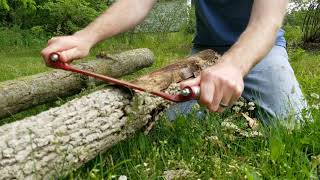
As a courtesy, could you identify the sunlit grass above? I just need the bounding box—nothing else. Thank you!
[0,30,320,179]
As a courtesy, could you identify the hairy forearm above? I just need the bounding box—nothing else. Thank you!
[74,0,156,47]
[222,0,288,76]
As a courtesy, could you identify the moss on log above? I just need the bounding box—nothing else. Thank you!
[0,50,219,179]
[0,48,154,119]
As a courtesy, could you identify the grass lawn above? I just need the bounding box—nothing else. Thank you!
[0,30,320,179]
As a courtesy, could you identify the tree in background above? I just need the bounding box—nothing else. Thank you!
[0,0,37,27]
[302,0,320,49]
[0,0,107,34]
[39,0,103,35]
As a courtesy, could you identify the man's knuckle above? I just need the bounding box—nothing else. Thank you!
[227,81,236,89]
[202,99,211,106]
[216,76,225,84]
[200,96,211,106]
[203,70,216,78]
[234,87,243,97]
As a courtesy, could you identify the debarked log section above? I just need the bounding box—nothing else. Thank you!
[0,48,154,119]
[0,50,220,180]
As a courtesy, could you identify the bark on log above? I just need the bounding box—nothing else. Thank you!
[0,50,220,180]
[0,48,154,119]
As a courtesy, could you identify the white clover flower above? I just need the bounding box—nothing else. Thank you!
[235,101,244,107]
[248,107,255,111]
[310,93,320,99]
[248,102,255,107]
[311,104,320,110]
[119,175,127,180]
[232,106,241,113]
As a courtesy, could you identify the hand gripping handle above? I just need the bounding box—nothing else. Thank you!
[49,52,200,102]
[180,86,200,99]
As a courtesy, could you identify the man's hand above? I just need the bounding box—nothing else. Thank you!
[181,0,288,113]
[41,0,156,66]
[41,34,92,66]
[181,61,244,112]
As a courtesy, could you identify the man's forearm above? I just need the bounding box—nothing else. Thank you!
[221,0,288,76]
[75,0,157,47]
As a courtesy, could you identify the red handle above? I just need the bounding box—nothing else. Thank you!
[48,52,200,102]
[48,53,72,70]
[180,86,200,99]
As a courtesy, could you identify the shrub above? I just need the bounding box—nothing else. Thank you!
[0,0,37,28]
[181,6,196,35]
[30,25,46,37]
[38,0,101,35]
[285,10,308,27]
[302,0,320,47]
[0,26,46,48]
[284,25,303,47]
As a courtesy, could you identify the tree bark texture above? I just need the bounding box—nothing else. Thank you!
[0,50,220,180]
[0,48,154,119]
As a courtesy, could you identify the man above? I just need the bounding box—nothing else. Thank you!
[42,0,308,124]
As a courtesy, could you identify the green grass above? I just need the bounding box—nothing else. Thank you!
[67,112,320,179]
[0,48,48,82]
[1,29,320,179]
[290,50,320,101]
[0,32,192,82]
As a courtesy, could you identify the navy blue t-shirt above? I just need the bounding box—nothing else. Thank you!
[193,0,286,52]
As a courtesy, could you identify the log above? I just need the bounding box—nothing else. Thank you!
[0,50,220,180]
[0,48,154,119]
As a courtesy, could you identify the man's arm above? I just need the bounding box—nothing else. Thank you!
[41,0,157,64]
[223,0,288,76]
[182,0,288,112]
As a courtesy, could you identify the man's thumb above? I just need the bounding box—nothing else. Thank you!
[180,76,200,89]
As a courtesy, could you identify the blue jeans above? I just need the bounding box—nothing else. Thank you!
[166,46,308,124]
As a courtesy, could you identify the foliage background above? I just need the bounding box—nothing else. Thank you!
[0,0,191,35]
[0,0,109,35]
